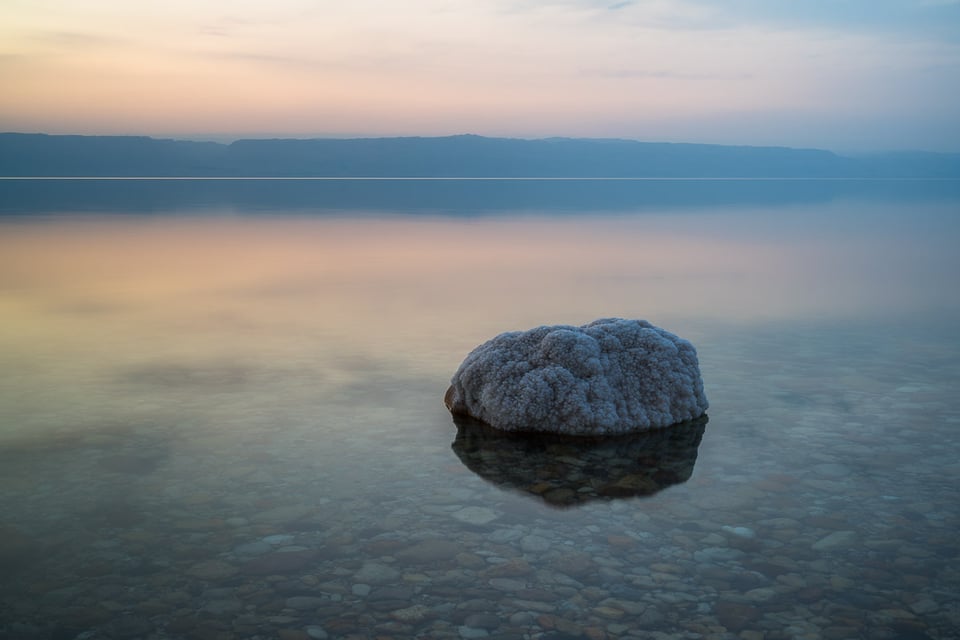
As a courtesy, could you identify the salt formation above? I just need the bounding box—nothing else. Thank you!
[445,318,708,435]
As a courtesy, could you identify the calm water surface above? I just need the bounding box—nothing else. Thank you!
[1,180,958,640]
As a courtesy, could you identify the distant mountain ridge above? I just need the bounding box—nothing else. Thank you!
[1,132,958,178]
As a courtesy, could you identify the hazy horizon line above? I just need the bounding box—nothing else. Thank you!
[4,130,959,157]
[4,176,958,182]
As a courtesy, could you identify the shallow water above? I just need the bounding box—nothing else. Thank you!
[1,179,958,640]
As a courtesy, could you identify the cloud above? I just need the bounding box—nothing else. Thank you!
[31,29,124,49]
[584,68,754,80]
[510,0,960,37]
[200,49,320,70]
[1,0,957,150]
[677,0,960,38]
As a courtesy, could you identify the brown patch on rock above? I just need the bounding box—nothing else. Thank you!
[444,385,457,411]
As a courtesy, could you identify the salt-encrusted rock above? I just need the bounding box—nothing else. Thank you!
[445,318,707,435]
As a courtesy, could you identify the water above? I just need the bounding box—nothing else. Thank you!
[1,179,958,640]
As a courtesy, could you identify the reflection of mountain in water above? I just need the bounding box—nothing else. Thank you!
[451,415,707,508]
[2,178,958,217]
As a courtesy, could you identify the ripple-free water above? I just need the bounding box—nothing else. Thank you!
[1,179,958,639]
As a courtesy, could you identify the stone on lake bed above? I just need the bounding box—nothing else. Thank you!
[186,560,238,580]
[445,318,708,435]
[396,539,463,563]
[241,549,319,575]
[353,562,401,584]
[451,506,500,526]
[285,596,324,610]
[811,530,858,551]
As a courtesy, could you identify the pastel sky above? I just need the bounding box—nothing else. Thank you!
[2,0,959,151]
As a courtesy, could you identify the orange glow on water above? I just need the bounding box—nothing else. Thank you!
[1,204,957,445]
[0,211,937,357]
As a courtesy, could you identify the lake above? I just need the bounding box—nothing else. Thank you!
[1,179,958,640]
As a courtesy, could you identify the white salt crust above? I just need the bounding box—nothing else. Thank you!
[446,318,708,435]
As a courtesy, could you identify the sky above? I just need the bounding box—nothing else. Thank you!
[1,0,959,152]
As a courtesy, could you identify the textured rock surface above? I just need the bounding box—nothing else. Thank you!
[445,318,708,435]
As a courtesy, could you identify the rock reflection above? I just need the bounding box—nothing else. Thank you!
[451,415,707,508]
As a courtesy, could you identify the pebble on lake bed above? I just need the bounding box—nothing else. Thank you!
[445,318,708,435]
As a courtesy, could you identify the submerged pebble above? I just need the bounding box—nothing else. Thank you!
[1,323,957,640]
